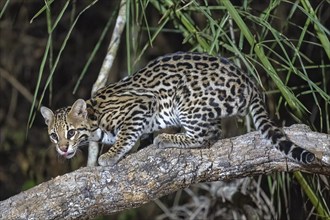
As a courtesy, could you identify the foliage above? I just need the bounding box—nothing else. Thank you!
[0,0,329,219]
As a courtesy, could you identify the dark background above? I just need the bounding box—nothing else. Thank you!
[0,1,329,219]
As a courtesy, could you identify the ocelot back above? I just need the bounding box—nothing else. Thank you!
[41,52,315,166]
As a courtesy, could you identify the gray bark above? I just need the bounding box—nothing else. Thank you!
[1,124,329,220]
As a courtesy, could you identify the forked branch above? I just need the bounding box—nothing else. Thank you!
[0,124,329,219]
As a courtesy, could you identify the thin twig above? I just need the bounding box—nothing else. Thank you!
[0,67,35,104]
[87,0,127,166]
[91,0,127,95]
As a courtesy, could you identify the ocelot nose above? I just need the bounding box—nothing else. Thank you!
[60,145,68,152]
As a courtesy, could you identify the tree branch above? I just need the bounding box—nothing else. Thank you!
[1,124,329,219]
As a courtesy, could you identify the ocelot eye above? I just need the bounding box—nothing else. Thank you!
[67,129,76,139]
[49,133,58,142]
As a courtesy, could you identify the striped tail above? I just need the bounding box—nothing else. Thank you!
[249,94,315,164]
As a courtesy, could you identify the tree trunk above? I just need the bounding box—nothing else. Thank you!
[1,124,329,219]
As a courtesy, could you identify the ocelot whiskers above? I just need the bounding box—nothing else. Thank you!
[41,52,315,166]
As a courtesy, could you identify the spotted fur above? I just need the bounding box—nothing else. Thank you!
[41,52,315,166]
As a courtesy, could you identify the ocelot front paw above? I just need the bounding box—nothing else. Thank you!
[153,133,172,148]
[98,153,119,166]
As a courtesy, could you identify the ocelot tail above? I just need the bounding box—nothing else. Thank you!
[41,52,315,166]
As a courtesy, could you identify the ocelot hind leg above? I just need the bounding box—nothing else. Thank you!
[154,119,222,149]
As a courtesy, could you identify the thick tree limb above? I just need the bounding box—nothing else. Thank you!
[1,124,329,219]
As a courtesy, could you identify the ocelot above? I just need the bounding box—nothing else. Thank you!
[41,52,315,166]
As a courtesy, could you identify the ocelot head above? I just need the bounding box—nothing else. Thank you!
[40,99,92,158]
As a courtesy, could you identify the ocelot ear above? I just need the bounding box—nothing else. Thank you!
[40,106,54,126]
[69,99,87,119]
